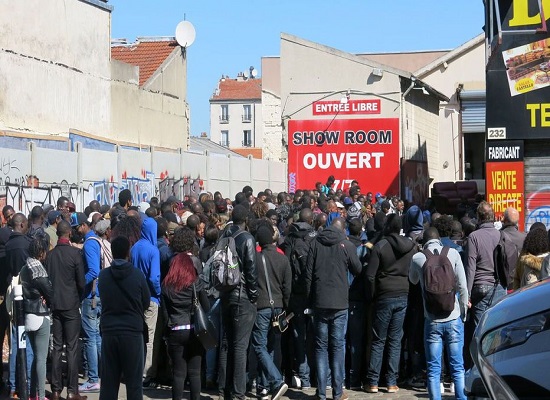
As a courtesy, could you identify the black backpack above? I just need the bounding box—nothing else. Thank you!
[285,232,316,295]
[422,246,456,317]
[493,231,519,289]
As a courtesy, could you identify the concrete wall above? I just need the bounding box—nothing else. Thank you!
[261,57,284,161]
[0,140,287,214]
[110,51,190,149]
[0,0,111,136]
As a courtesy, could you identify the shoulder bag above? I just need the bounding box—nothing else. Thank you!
[192,283,218,349]
[260,253,293,333]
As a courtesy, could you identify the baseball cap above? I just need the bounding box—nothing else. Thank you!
[375,192,382,199]
[47,210,62,225]
[87,211,100,224]
[335,201,345,209]
[138,201,150,212]
[343,197,353,206]
[94,219,110,235]
[70,212,88,227]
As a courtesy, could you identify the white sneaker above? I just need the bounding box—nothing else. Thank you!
[449,382,455,393]
[440,382,445,393]
[291,376,301,389]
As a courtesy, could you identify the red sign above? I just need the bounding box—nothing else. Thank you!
[312,99,381,115]
[486,161,525,231]
[288,118,400,194]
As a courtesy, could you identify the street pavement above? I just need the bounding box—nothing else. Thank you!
[0,383,458,400]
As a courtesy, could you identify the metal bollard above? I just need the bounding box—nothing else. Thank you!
[13,284,27,400]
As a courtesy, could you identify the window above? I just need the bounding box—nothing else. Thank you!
[242,105,251,122]
[243,130,252,147]
[220,105,229,123]
[221,130,229,147]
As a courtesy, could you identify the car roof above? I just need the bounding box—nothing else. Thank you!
[478,278,550,333]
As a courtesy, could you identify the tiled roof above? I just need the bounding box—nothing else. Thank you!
[231,147,263,159]
[111,39,178,86]
[211,78,262,101]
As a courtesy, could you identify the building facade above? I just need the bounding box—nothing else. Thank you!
[209,71,263,158]
[0,0,190,150]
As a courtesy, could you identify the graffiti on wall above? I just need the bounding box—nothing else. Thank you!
[526,187,550,231]
[182,176,204,198]
[0,157,27,186]
[92,171,155,206]
[401,159,429,207]
[2,181,87,215]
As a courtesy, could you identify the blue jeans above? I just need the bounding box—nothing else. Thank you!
[471,284,506,327]
[424,318,467,400]
[206,298,222,382]
[314,308,347,400]
[347,301,365,388]
[81,298,102,383]
[367,296,408,387]
[252,308,284,392]
[9,323,34,392]
[28,317,50,399]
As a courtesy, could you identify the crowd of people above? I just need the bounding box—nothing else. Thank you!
[0,175,547,400]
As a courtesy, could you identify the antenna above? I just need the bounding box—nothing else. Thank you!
[175,20,196,48]
[250,66,258,78]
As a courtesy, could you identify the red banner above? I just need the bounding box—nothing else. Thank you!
[312,99,381,115]
[288,119,400,194]
[486,161,525,231]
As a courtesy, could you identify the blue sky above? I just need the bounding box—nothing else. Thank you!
[109,1,485,138]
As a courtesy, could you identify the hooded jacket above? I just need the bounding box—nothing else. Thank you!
[366,233,416,300]
[513,252,549,290]
[98,259,150,336]
[403,205,424,236]
[130,217,161,305]
[305,225,362,310]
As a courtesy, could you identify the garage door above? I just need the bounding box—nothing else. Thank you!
[524,140,550,231]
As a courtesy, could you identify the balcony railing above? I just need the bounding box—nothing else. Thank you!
[242,140,252,147]
[219,115,229,123]
[242,115,251,122]
[220,140,229,147]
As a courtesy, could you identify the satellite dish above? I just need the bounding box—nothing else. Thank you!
[175,21,196,48]
[251,68,258,78]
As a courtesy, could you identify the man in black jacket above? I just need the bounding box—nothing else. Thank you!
[364,214,416,394]
[5,213,33,397]
[218,205,258,400]
[45,221,86,400]
[281,207,317,390]
[305,217,362,400]
[252,225,291,400]
[98,236,150,400]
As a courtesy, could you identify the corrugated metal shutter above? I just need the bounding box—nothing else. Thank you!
[524,140,550,231]
[459,90,486,133]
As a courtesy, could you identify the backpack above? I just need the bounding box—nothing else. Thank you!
[206,230,245,293]
[285,231,316,295]
[493,230,520,289]
[422,246,456,317]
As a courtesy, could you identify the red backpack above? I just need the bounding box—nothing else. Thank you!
[422,247,456,317]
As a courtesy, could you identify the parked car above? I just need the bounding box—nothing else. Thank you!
[467,278,550,399]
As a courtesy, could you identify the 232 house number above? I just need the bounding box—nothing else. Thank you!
[487,128,506,139]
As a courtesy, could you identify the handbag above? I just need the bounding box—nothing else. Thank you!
[260,253,294,333]
[192,283,218,349]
